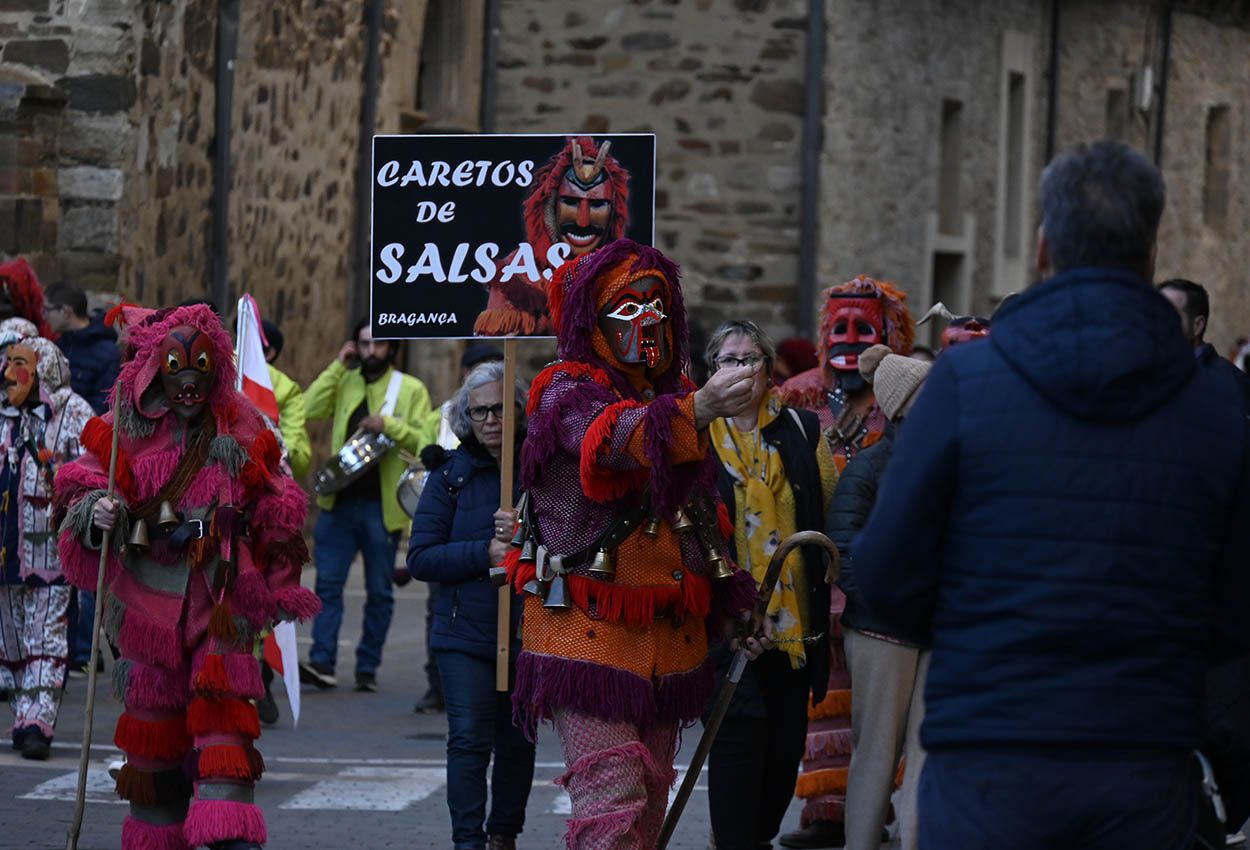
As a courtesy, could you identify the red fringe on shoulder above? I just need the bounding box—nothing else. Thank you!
[580,400,644,503]
[527,361,615,416]
[716,502,734,540]
[81,417,134,500]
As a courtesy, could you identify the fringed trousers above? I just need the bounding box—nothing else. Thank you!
[0,584,70,741]
[553,710,679,850]
[110,570,267,850]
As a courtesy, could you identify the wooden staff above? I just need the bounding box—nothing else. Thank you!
[67,408,122,850]
[496,339,518,692]
[657,530,841,850]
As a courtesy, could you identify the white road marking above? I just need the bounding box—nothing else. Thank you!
[279,766,446,811]
[19,766,124,805]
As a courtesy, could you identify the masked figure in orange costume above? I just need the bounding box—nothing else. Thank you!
[506,239,760,849]
[474,136,632,337]
[778,277,913,850]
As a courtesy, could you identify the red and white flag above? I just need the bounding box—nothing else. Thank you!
[235,295,302,726]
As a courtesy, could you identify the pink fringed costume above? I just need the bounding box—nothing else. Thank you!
[53,305,319,850]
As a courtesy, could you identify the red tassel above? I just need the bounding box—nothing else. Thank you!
[679,571,712,618]
[81,417,135,499]
[114,712,192,761]
[187,697,260,739]
[580,400,646,503]
[192,654,231,699]
[115,763,158,804]
[716,502,734,540]
[208,602,236,641]
[197,744,264,781]
[568,576,682,628]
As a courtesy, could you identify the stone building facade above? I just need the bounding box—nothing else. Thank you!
[2,0,1248,410]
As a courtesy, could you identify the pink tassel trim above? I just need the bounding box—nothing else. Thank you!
[126,661,191,712]
[228,568,274,628]
[118,611,183,670]
[804,726,855,761]
[223,653,264,700]
[183,797,267,845]
[272,586,322,622]
[121,815,191,850]
[250,480,308,540]
[555,740,659,790]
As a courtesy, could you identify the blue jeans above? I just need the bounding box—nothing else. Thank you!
[309,499,398,675]
[437,649,535,849]
[919,745,1198,850]
[68,589,94,665]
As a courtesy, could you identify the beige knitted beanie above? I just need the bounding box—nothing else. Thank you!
[858,343,932,420]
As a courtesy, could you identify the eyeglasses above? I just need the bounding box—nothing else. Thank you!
[714,354,765,370]
[467,403,506,423]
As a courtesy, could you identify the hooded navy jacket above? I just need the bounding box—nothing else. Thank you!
[855,267,1250,752]
[406,436,524,661]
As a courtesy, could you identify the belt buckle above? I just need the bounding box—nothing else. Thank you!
[185,519,204,540]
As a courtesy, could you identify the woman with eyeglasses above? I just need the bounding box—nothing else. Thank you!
[406,360,535,850]
[703,320,840,850]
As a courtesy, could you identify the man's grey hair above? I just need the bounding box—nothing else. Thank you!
[449,359,528,441]
[704,319,777,375]
[1039,140,1165,277]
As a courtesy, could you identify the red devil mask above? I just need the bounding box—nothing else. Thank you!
[598,275,670,369]
[941,317,991,349]
[158,325,215,421]
[556,142,614,258]
[825,293,885,373]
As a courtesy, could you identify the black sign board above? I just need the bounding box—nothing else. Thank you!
[370,133,656,339]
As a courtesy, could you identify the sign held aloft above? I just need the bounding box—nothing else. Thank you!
[370,133,656,339]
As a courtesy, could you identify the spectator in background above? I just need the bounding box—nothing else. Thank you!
[407,360,535,850]
[412,341,503,717]
[261,319,311,478]
[44,281,121,415]
[705,320,838,850]
[829,345,931,850]
[854,140,1250,850]
[1158,278,1250,409]
[301,319,434,692]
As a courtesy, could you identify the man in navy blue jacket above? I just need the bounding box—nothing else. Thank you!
[854,140,1250,850]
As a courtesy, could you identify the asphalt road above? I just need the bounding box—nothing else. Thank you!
[0,564,813,850]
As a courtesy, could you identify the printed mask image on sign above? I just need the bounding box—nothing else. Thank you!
[370,133,656,339]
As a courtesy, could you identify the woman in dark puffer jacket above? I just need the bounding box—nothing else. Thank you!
[407,360,533,850]
[829,345,931,850]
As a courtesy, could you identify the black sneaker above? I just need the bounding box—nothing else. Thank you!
[355,672,378,693]
[11,729,24,751]
[256,683,279,725]
[19,731,51,761]
[778,821,844,849]
[298,661,337,689]
[413,689,444,714]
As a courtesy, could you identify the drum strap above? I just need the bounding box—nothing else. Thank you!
[379,371,402,417]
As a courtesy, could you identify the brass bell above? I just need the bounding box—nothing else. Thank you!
[128,517,150,549]
[643,517,660,537]
[587,548,615,580]
[673,509,694,532]
[542,573,572,609]
[489,566,509,588]
[706,546,735,581]
[156,500,180,531]
[510,522,526,548]
[520,538,536,562]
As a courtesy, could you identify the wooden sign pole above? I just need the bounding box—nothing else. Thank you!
[496,338,518,692]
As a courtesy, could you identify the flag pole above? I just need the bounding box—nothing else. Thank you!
[496,338,517,691]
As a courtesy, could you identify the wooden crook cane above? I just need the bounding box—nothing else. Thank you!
[67,408,122,850]
[657,530,840,850]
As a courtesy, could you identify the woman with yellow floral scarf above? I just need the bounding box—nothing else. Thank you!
[705,320,839,850]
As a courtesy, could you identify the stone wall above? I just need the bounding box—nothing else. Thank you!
[495,0,812,344]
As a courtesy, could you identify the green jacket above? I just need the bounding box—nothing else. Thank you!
[269,364,312,479]
[304,360,434,532]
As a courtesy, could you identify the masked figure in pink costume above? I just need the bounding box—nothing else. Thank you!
[54,304,319,850]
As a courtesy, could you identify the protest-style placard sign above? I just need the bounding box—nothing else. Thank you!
[370,133,656,339]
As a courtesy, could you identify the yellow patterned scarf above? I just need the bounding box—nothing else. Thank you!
[711,387,807,668]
